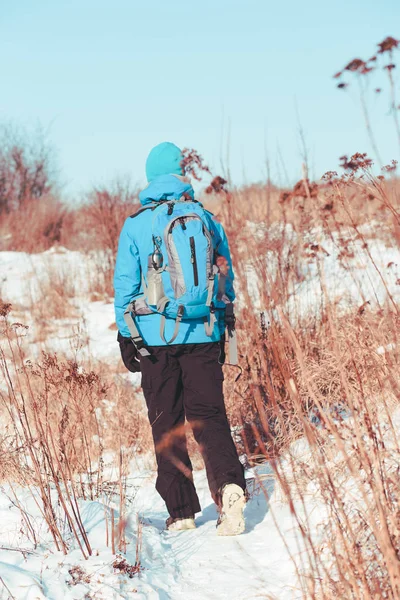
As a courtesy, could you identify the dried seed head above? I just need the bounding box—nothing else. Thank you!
[359,65,374,74]
[0,302,12,318]
[382,160,398,173]
[377,36,399,54]
[180,148,211,181]
[205,175,228,194]
[339,153,373,172]
[345,58,366,73]
[322,171,338,182]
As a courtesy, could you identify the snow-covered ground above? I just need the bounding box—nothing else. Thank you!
[244,220,400,319]
[0,247,118,363]
[0,244,303,599]
[0,222,399,599]
[0,465,312,600]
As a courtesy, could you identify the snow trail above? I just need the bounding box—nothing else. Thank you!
[0,466,305,599]
[121,467,302,600]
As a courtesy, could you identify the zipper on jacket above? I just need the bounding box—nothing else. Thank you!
[190,236,199,286]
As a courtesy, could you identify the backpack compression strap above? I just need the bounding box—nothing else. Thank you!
[123,302,151,357]
[204,305,217,336]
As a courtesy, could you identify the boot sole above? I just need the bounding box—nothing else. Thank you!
[217,484,246,536]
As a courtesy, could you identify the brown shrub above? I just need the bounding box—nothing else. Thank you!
[0,194,67,252]
[0,123,56,216]
[60,178,139,297]
[62,178,138,252]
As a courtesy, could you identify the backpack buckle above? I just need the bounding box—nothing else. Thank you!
[225,303,236,330]
[131,334,144,349]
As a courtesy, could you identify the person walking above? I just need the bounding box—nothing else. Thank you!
[114,142,246,535]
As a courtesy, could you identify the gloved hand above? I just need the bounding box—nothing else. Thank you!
[117,332,141,373]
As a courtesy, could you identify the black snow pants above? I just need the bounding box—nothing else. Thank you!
[140,341,246,519]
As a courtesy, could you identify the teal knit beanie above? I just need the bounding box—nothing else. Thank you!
[145,142,184,182]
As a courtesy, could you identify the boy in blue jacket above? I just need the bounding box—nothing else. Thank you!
[114,142,246,535]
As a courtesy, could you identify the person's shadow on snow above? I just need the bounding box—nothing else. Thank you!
[243,472,275,533]
[196,502,219,527]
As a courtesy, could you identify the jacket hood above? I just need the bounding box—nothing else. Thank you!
[145,142,184,182]
[139,174,195,206]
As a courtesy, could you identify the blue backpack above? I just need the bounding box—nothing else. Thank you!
[135,199,221,344]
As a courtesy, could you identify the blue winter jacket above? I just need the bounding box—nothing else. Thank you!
[113,174,235,345]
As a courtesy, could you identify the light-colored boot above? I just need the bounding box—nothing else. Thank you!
[216,483,246,536]
[166,516,196,532]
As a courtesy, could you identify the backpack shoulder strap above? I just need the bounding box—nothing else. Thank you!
[129,203,159,219]
[123,302,151,357]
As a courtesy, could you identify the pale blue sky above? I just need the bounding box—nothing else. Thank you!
[1,1,399,197]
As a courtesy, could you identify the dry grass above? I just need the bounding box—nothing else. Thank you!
[0,304,152,556]
[0,194,66,252]
[214,164,400,598]
[60,178,139,299]
[0,146,399,595]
